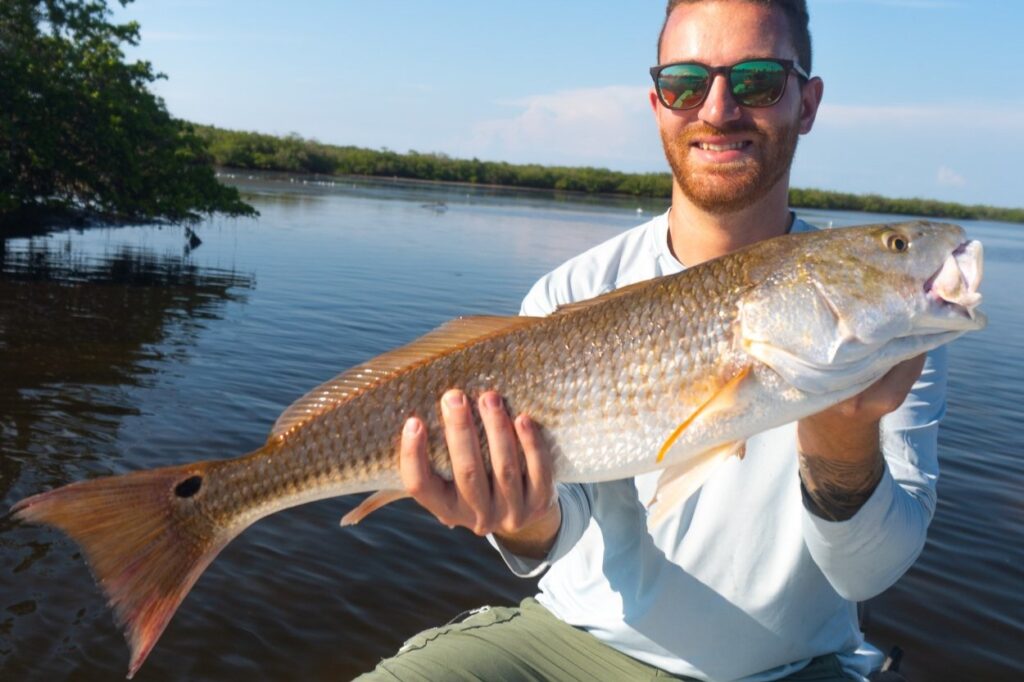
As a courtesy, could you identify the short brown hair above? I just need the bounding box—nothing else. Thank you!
[657,0,812,74]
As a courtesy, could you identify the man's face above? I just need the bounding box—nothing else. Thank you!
[652,0,822,214]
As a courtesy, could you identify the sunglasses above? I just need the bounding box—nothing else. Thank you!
[649,58,809,110]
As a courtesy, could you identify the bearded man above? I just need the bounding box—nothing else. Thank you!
[359,1,936,680]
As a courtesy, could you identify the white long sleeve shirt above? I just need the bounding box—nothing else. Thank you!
[492,211,944,681]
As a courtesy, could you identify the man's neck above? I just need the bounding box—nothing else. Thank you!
[666,182,794,266]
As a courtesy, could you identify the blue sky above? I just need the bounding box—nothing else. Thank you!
[116,0,1022,208]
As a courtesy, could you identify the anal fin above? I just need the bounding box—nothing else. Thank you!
[647,440,746,528]
[340,489,410,526]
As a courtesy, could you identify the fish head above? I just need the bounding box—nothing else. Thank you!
[740,221,985,395]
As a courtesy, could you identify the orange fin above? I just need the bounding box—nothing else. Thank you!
[11,461,240,679]
[657,364,752,463]
[269,315,541,441]
[647,440,746,528]
[340,489,410,526]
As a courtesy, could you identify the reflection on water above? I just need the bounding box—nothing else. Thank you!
[0,235,252,489]
[0,180,1020,681]
[0,231,253,678]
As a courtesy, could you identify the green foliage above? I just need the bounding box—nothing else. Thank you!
[0,0,255,233]
[195,126,1022,224]
[194,125,675,200]
[787,188,1024,224]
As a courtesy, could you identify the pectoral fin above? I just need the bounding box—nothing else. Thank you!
[647,440,746,528]
[657,364,752,463]
[340,489,410,526]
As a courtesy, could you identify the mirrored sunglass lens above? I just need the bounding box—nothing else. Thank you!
[729,60,787,106]
[657,64,709,109]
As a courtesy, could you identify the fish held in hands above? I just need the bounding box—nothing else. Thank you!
[12,221,985,677]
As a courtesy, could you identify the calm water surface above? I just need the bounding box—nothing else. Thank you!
[1,177,1021,681]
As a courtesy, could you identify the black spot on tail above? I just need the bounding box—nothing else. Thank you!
[174,475,202,498]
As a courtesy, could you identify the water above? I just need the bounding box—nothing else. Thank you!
[1,177,1020,681]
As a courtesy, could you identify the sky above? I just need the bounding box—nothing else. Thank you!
[114,0,1023,208]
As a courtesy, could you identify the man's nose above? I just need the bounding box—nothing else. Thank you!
[698,73,742,127]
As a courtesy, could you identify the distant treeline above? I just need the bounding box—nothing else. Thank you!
[194,125,671,197]
[787,188,1023,224]
[195,125,1024,224]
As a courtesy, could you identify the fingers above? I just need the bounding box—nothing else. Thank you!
[515,414,555,517]
[441,390,494,534]
[399,388,555,538]
[479,392,523,529]
[831,354,927,419]
[883,354,926,397]
[398,416,455,524]
[846,354,926,418]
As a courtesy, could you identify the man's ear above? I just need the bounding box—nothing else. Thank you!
[649,87,661,116]
[799,76,825,134]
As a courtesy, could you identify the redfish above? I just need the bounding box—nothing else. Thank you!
[12,221,985,677]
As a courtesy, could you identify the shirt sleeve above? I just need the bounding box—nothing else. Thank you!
[800,347,947,602]
[487,482,593,578]
[520,276,559,317]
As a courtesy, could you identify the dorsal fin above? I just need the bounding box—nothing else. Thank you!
[268,315,541,441]
[551,277,661,317]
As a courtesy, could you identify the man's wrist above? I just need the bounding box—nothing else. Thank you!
[797,415,886,521]
[492,503,562,560]
[798,447,885,521]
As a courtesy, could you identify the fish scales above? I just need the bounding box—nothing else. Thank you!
[10,221,987,678]
[250,252,749,508]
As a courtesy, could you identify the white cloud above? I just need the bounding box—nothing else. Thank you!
[817,103,1024,132]
[464,86,658,167]
[796,101,1023,207]
[937,165,967,187]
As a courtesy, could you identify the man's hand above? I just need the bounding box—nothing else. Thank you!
[797,355,926,521]
[399,389,561,560]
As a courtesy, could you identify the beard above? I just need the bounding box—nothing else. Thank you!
[660,117,800,214]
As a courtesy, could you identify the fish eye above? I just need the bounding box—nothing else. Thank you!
[883,232,909,253]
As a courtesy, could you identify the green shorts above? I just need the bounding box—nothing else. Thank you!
[355,597,855,681]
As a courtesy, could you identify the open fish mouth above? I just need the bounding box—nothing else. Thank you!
[924,240,984,320]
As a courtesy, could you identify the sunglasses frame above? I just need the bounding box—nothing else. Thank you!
[649,58,810,110]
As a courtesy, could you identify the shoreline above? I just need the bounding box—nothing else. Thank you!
[193,125,1023,224]
[5,170,1021,237]
[218,168,664,205]
[220,167,1024,226]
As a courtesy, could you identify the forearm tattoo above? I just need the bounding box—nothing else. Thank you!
[799,450,886,522]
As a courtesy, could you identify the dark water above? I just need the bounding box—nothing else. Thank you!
[0,177,1020,681]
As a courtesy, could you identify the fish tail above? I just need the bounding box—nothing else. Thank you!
[11,460,239,678]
